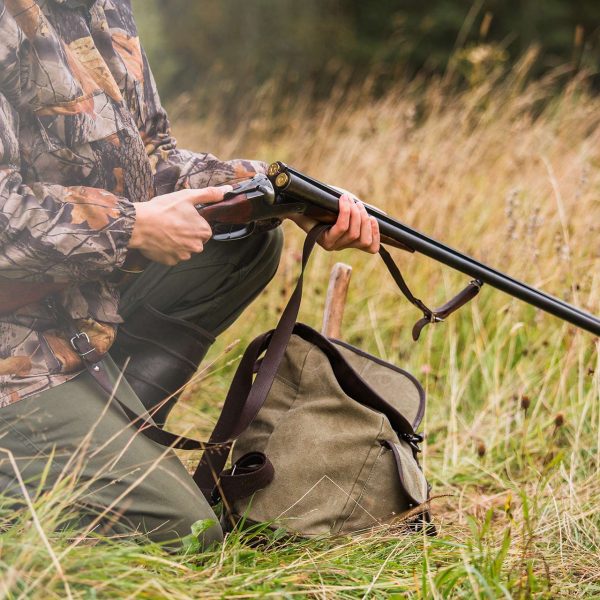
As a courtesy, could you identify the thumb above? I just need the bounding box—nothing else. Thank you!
[185,184,234,206]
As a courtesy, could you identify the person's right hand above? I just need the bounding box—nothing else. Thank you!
[129,185,232,266]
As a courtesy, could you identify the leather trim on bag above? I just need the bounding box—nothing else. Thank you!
[330,338,426,428]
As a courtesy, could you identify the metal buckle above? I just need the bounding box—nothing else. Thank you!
[70,332,89,349]
[401,432,424,453]
[70,332,95,357]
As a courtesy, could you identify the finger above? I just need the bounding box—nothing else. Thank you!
[335,198,362,247]
[179,225,210,251]
[194,218,213,243]
[320,195,351,248]
[179,202,213,235]
[160,256,179,267]
[356,203,373,248]
[368,217,380,253]
[185,184,234,206]
[198,227,212,244]
[339,202,371,250]
[176,227,206,254]
[188,240,204,254]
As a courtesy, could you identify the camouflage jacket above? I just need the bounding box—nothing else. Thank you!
[0,0,264,407]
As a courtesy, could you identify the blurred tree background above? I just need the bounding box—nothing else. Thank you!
[132,0,599,102]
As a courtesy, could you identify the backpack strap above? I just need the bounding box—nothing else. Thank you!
[195,231,484,505]
[192,224,329,500]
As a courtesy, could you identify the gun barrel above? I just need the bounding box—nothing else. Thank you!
[272,164,600,336]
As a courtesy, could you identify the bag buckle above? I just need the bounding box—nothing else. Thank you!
[70,332,95,357]
[401,432,424,453]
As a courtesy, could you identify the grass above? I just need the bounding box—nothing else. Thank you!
[1,57,599,597]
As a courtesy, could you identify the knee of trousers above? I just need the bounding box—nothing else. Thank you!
[217,226,283,291]
[258,227,284,282]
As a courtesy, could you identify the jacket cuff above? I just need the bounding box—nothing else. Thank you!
[111,196,138,271]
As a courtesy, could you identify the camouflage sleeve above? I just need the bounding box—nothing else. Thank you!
[138,52,266,195]
[0,90,136,283]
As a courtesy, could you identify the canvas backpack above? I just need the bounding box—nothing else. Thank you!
[192,226,435,536]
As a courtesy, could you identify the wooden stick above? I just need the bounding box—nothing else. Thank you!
[321,262,353,339]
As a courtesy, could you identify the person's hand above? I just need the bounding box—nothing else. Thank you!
[291,193,380,254]
[129,185,232,265]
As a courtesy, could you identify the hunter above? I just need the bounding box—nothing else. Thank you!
[0,0,379,547]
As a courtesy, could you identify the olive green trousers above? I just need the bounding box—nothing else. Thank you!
[0,229,283,548]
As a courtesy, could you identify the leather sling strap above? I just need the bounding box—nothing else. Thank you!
[193,225,468,502]
[379,246,483,340]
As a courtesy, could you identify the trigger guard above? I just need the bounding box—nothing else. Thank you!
[212,223,256,242]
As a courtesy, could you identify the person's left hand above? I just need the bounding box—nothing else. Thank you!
[290,193,380,254]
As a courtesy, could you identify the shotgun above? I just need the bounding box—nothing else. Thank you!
[197,161,600,337]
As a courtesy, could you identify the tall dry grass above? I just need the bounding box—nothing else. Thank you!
[172,55,600,596]
[0,57,598,597]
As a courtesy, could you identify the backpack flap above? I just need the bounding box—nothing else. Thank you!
[383,440,428,506]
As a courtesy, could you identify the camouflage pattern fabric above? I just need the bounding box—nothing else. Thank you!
[0,0,265,407]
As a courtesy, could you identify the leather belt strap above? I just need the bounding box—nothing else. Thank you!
[48,296,223,451]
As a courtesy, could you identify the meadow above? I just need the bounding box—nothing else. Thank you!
[1,57,599,598]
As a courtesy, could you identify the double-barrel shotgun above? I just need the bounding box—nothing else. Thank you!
[197,162,600,338]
